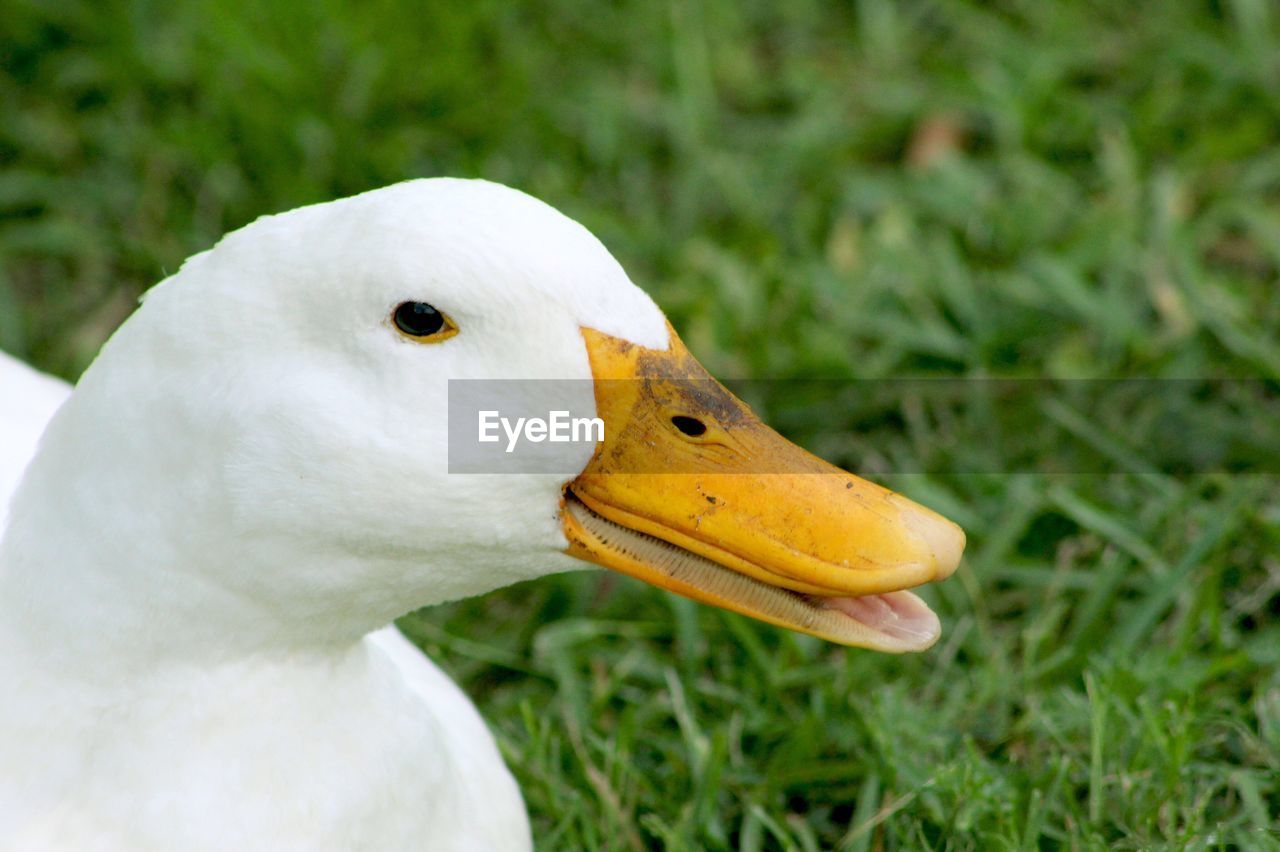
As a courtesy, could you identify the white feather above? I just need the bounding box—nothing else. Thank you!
[0,179,671,850]
[0,351,70,528]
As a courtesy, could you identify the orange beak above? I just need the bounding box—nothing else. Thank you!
[561,324,964,652]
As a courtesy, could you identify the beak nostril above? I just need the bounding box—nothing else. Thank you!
[671,415,707,437]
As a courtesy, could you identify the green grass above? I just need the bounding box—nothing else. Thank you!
[4,0,1280,847]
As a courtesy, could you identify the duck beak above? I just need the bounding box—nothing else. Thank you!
[561,325,964,653]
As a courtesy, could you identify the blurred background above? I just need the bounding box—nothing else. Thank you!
[3,0,1278,847]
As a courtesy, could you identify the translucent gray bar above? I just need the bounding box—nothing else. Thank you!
[447,378,1279,475]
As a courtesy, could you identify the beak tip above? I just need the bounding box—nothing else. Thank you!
[895,502,966,581]
[925,520,965,580]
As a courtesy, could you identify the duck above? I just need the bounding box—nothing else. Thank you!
[0,178,965,850]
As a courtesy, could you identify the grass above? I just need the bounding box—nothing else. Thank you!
[4,0,1280,847]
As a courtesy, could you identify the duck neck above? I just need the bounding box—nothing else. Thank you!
[0,422,401,678]
[0,508,385,680]
[0,353,563,676]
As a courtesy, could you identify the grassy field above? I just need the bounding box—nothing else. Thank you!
[4,0,1280,848]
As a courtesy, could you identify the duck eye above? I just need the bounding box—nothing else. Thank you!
[392,302,458,342]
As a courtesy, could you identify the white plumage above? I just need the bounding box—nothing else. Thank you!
[0,351,70,529]
[0,179,671,850]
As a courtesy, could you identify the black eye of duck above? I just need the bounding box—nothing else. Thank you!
[392,302,458,342]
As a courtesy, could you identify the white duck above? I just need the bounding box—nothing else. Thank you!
[0,178,964,850]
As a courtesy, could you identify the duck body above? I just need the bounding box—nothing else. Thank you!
[0,626,527,850]
[0,178,963,849]
[0,358,528,849]
[0,179,627,849]
[0,351,70,530]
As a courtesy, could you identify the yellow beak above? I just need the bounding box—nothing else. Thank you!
[561,325,965,653]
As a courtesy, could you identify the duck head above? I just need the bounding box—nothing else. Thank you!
[7,178,962,656]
